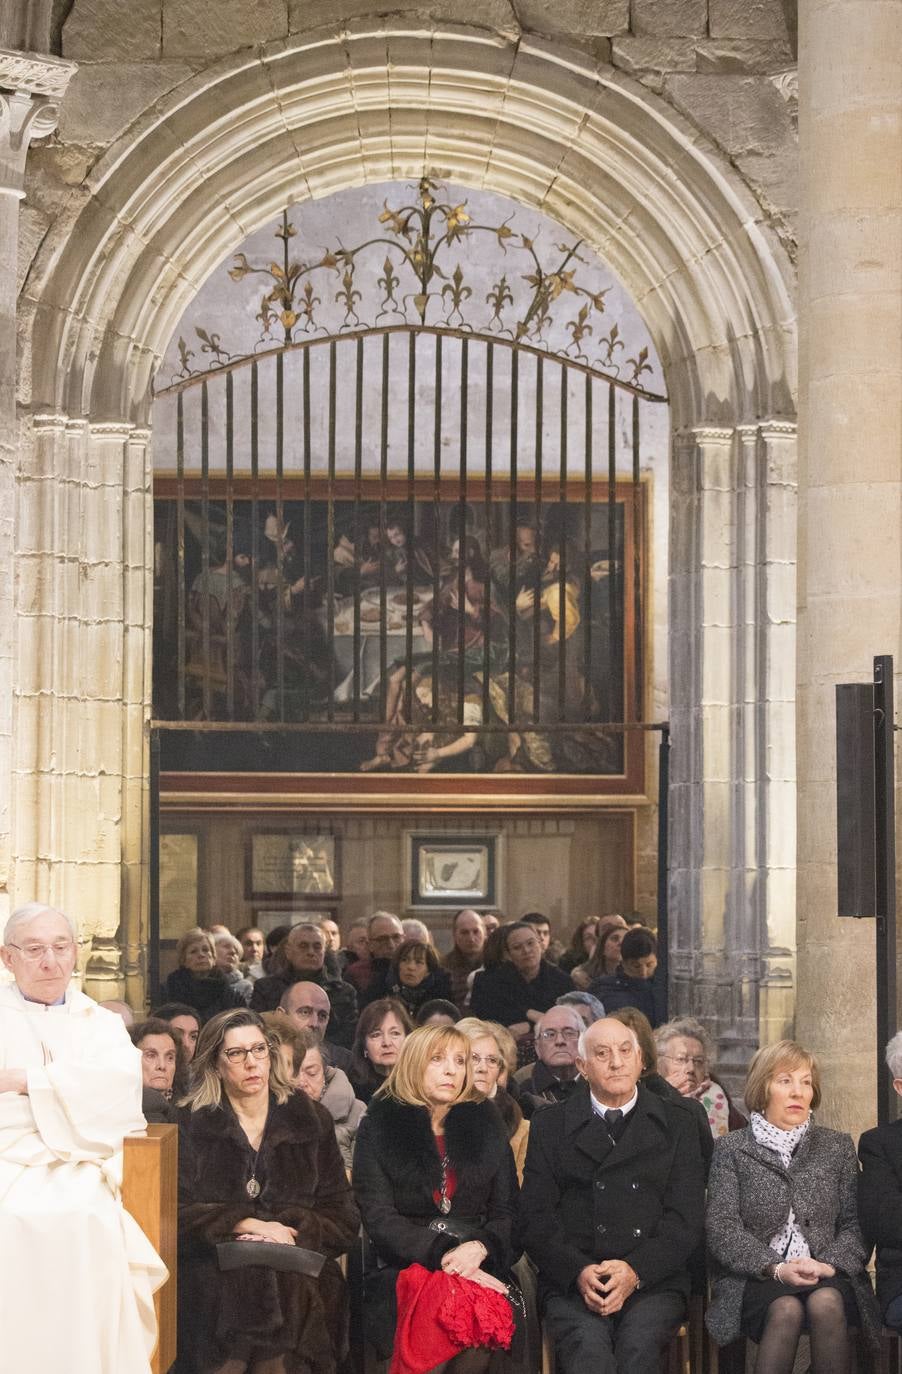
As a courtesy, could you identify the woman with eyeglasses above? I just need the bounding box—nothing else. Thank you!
[347,997,413,1104]
[176,1008,359,1374]
[352,1024,521,1372]
[457,1018,529,1181]
[655,1017,747,1138]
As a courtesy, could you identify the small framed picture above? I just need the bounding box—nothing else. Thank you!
[246,831,340,900]
[406,835,501,909]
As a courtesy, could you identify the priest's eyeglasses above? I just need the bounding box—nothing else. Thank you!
[222,1042,270,1063]
[7,940,75,962]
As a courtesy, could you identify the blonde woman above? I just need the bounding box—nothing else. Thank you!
[176,1009,359,1374]
[352,1023,519,1370]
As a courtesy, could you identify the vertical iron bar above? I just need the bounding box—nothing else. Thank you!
[632,393,642,721]
[607,383,617,723]
[874,654,897,1125]
[275,353,285,722]
[558,366,568,722]
[657,725,671,1022]
[457,337,469,725]
[353,337,364,722]
[532,356,544,724]
[507,350,519,726]
[404,333,416,722]
[379,334,390,722]
[148,729,161,1001]
[432,334,443,726]
[200,379,211,720]
[175,392,186,719]
[250,361,260,718]
[482,343,494,724]
[225,373,235,720]
[302,348,312,722]
[583,374,593,719]
[326,341,337,720]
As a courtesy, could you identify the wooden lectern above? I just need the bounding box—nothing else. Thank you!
[123,1123,178,1374]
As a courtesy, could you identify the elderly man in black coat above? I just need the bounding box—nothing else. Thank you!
[519,1016,706,1374]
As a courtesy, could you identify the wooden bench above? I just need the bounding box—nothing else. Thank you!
[123,1124,178,1374]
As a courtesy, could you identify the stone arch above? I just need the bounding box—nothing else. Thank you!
[22,30,796,429]
[17,29,798,1058]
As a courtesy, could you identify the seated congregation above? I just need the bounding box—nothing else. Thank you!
[4,902,902,1374]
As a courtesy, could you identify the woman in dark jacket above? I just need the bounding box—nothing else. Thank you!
[160,927,244,1022]
[384,938,454,1020]
[352,1023,520,1369]
[348,997,413,1104]
[176,1008,360,1374]
[706,1040,879,1374]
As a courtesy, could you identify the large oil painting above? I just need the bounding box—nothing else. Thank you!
[153,483,639,778]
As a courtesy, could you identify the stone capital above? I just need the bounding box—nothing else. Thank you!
[0,48,76,198]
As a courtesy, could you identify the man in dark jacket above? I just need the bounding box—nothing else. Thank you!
[858,1034,902,1330]
[470,920,572,1045]
[588,926,665,1028]
[251,922,358,1046]
[520,1016,706,1374]
[514,1004,584,1118]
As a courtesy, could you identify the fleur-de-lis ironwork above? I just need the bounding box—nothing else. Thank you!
[486,276,514,331]
[170,177,661,397]
[441,264,472,326]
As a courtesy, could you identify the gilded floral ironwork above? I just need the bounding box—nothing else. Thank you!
[169,178,660,395]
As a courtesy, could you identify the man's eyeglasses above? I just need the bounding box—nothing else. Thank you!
[536,1028,580,1042]
[221,1043,269,1063]
[7,940,75,962]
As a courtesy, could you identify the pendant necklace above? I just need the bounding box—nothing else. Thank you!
[244,1111,270,1200]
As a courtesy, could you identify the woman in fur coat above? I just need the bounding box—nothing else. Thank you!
[176,1009,359,1374]
[352,1023,520,1371]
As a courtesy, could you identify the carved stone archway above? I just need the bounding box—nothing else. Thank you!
[16,29,797,1057]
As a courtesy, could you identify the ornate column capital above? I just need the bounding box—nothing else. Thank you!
[0,48,76,198]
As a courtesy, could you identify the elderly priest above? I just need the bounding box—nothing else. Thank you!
[0,902,167,1372]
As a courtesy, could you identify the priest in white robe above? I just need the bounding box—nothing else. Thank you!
[0,902,167,1373]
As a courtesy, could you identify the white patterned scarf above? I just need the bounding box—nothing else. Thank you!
[750,1111,811,1259]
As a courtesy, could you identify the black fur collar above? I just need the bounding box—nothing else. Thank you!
[366,1095,503,1184]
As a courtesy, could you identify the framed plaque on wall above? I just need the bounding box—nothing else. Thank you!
[246,831,340,901]
[405,834,503,910]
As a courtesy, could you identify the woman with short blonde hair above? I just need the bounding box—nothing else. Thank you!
[353,1025,519,1368]
[159,927,245,1022]
[706,1040,878,1372]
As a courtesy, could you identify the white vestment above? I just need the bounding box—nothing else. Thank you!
[0,984,167,1373]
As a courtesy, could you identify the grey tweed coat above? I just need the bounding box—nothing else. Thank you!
[705,1122,880,1347]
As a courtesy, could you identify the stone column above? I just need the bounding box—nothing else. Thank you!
[795,0,902,1133]
[669,420,798,1091]
[0,50,74,928]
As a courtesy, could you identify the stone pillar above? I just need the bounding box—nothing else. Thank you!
[669,420,798,1090]
[0,50,74,929]
[14,416,154,1001]
[795,0,902,1133]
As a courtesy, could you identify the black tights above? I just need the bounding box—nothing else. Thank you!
[755,1288,850,1374]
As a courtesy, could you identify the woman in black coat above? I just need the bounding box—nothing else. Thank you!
[352,1023,520,1369]
[161,927,244,1022]
[383,938,454,1021]
[176,1008,360,1374]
